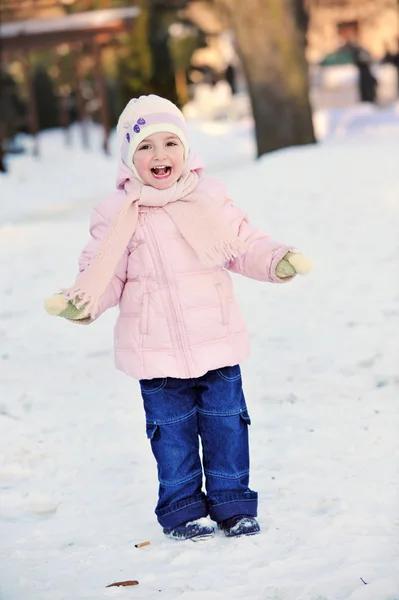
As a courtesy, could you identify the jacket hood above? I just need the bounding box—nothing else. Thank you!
[116,150,205,191]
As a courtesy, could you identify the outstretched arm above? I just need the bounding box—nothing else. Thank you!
[44,205,129,322]
[223,199,310,282]
[76,207,128,317]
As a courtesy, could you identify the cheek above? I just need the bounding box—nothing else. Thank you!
[174,150,185,171]
[133,153,147,174]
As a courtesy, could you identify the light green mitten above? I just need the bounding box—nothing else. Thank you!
[275,252,313,279]
[43,293,89,321]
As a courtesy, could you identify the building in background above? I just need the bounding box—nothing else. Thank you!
[0,3,139,169]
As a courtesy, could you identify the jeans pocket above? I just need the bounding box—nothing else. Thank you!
[146,422,160,440]
[140,378,167,394]
[216,365,241,382]
[239,409,251,426]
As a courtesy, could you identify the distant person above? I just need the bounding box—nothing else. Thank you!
[0,72,23,173]
[382,46,399,95]
[226,63,237,95]
[345,42,378,103]
[43,95,312,541]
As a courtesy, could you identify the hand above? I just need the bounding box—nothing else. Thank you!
[275,252,312,279]
[43,293,89,320]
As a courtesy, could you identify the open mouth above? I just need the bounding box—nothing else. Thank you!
[151,165,172,179]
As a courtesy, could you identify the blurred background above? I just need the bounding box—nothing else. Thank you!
[0,0,398,172]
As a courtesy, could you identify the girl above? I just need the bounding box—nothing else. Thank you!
[44,95,311,541]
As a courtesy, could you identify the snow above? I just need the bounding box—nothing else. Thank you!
[1,101,399,600]
[0,7,139,39]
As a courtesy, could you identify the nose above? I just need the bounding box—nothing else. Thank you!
[153,146,166,160]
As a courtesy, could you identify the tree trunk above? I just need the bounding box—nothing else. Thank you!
[215,0,316,157]
[175,68,189,105]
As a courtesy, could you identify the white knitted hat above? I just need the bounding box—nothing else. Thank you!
[117,95,189,179]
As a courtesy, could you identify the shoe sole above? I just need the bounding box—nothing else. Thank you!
[224,529,260,538]
[164,529,215,541]
[190,532,215,542]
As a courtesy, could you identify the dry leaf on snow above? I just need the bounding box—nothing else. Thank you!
[106,580,139,588]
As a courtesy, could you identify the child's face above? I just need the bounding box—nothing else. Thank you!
[133,132,185,189]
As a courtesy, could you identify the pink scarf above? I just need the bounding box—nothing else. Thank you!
[64,165,250,318]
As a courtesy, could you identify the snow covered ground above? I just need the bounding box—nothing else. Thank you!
[1,102,399,600]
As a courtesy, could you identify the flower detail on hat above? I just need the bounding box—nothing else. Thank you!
[126,132,130,142]
[132,117,147,134]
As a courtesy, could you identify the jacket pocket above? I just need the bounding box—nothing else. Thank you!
[140,292,149,334]
[215,275,229,325]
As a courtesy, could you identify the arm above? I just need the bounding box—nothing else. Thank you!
[44,203,129,323]
[75,207,128,319]
[224,200,296,283]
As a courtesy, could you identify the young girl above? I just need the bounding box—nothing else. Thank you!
[44,95,311,541]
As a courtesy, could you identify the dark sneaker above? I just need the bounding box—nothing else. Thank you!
[218,515,260,538]
[163,518,215,541]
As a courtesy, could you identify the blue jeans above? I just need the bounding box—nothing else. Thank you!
[139,365,258,528]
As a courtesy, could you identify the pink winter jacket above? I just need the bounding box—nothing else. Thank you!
[76,158,293,380]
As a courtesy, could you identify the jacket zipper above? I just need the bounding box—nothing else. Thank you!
[144,212,192,377]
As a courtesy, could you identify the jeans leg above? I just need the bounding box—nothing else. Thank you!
[140,376,207,528]
[196,365,258,522]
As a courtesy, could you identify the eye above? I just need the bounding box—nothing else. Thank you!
[138,144,150,151]
[166,141,178,146]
